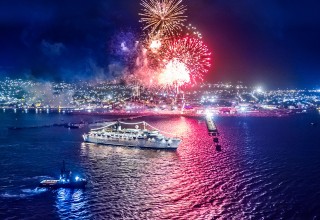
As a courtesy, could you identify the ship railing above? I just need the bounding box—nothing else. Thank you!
[91,122,118,131]
[119,121,146,125]
[94,120,182,140]
[144,122,181,139]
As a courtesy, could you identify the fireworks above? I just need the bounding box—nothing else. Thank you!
[138,0,211,88]
[185,24,202,39]
[139,0,187,37]
[109,0,212,92]
[160,37,211,83]
[149,40,162,53]
[158,59,190,86]
[147,34,162,53]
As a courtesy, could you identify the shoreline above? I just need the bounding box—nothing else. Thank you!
[1,107,316,118]
[0,108,318,118]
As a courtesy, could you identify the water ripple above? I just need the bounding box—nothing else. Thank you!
[1,114,320,219]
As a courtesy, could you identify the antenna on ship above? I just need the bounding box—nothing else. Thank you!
[60,160,66,179]
[61,160,65,173]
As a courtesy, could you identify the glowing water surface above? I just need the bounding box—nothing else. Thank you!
[0,111,320,219]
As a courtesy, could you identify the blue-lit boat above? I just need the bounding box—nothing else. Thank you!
[39,161,87,189]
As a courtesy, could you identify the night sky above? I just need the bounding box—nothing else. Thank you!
[0,0,320,88]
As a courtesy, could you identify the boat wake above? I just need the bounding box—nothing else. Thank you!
[22,175,53,181]
[0,188,48,198]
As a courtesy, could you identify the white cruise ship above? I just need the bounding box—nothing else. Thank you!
[82,121,181,150]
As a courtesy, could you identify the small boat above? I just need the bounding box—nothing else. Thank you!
[8,126,23,130]
[213,137,219,143]
[216,145,222,152]
[64,122,84,129]
[39,161,87,189]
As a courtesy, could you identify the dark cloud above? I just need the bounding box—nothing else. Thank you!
[41,40,65,56]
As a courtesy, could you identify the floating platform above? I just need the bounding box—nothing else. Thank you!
[205,116,218,133]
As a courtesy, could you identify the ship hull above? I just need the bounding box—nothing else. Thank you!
[39,180,87,189]
[83,135,180,150]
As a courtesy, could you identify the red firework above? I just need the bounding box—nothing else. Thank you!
[160,36,211,83]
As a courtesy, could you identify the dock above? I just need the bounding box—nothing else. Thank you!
[205,116,222,151]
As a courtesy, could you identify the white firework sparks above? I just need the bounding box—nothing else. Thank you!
[139,0,187,37]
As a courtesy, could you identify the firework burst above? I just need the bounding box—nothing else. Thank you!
[160,37,211,83]
[111,0,213,93]
[139,0,187,37]
[184,24,202,39]
[158,58,190,86]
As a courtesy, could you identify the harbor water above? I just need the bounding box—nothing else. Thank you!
[0,110,320,219]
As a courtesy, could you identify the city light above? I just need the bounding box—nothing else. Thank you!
[255,86,264,93]
[0,78,319,116]
[205,109,213,117]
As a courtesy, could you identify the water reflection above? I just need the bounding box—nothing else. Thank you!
[2,113,320,219]
[56,188,89,219]
[77,117,236,219]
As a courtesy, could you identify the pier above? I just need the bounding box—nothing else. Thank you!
[205,116,222,151]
